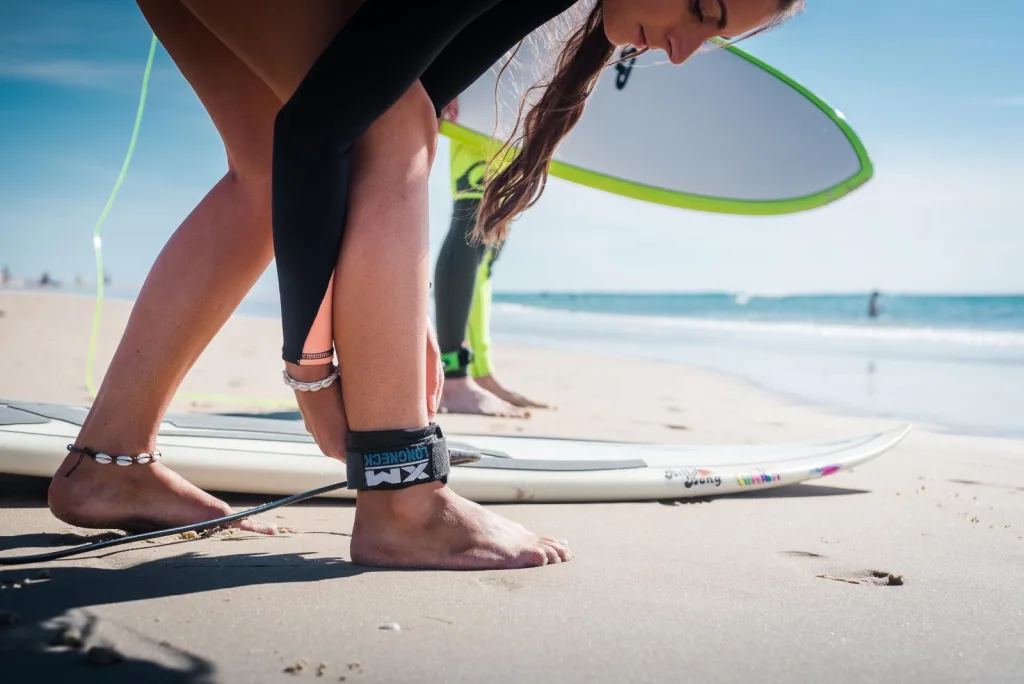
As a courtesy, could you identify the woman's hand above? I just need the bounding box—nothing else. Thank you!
[426,322,444,422]
[290,326,440,460]
[439,98,458,124]
[287,362,348,461]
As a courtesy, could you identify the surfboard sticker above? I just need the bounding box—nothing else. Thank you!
[0,401,909,504]
[441,29,872,215]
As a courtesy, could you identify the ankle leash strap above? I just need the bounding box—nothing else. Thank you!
[441,346,474,379]
[345,423,450,491]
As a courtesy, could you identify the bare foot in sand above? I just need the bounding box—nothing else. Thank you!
[350,482,570,569]
[438,377,529,418]
[48,453,277,535]
[474,374,551,409]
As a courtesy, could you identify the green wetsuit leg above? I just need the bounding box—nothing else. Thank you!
[467,245,500,378]
[434,142,489,378]
[434,196,486,378]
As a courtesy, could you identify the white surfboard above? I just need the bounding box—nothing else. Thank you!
[0,401,908,503]
[441,25,872,216]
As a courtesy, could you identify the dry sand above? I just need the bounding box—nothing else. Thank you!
[1,291,1022,683]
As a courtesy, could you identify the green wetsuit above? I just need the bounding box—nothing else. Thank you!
[433,141,502,378]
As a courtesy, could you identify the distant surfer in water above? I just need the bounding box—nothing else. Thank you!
[434,111,550,417]
[868,291,883,318]
[48,0,804,571]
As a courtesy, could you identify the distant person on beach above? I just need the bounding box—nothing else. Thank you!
[48,0,804,571]
[1,265,9,285]
[434,114,550,418]
[868,291,883,318]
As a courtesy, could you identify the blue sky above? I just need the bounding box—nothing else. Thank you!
[0,0,1021,298]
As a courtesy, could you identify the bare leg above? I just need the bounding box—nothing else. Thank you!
[48,0,282,533]
[183,0,364,463]
[337,85,571,569]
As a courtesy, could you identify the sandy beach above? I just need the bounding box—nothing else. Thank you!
[1,291,1022,683]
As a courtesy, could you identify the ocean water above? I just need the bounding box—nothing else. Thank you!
[483,293,1024,438]
[13,287,1023,438]
[233,290,1024,437]
[494,293,1024,340]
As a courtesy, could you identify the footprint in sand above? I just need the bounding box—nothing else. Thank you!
[779,550,825,559]
[814,570,904,586]
[473,575,524,593]
[779,550,904,586]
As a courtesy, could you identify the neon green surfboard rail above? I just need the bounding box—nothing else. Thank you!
[440,41,873,216]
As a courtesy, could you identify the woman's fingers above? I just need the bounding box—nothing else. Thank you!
[426,323,444,421]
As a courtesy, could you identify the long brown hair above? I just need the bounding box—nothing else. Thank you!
[474,0,805,247]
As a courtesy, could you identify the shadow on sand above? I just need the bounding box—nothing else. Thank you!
[0,550,368,683]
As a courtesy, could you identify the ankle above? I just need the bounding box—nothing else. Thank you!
[355,481,447,520]
[72,428,156,458]
[74,397,161,456]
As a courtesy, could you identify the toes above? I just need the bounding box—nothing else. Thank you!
[539,543,561,565]
[541,537,572,562]
[515,546,549,568]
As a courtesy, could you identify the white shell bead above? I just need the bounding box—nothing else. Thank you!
[93,453,112,464]
[115,455,133,466]
[136,454,152,464]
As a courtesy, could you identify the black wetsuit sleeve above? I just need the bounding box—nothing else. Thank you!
[272,0,578,363]
[273,0,503,363]
[419,0,579,115]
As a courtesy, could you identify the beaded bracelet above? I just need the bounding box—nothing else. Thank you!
[282,365,340,392]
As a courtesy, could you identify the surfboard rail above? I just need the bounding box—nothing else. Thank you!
[0,401,910,504]
[440,35,873,216]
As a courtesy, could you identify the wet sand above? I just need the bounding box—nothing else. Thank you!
[1,291,1022,683]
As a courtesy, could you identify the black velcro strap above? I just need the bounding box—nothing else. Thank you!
[345,423,450,491]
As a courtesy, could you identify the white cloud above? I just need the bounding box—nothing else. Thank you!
[0,58,145,89]
[989,96,1024,107]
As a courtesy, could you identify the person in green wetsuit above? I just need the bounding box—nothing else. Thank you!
[433,139,550,417]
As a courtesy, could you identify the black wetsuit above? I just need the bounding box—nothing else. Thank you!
[272,0,579,363]
[434,197,497,376]
[433,141,504,378]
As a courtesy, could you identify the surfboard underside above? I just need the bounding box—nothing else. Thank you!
[442,21,872,215]
[0,401,908,503]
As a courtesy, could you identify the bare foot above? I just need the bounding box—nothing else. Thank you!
[475,374,551,409]
[48,452,277,535]
[350,482,571,569]
[438,377,529,418]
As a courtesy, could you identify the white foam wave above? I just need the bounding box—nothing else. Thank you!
[493,303,1024,349]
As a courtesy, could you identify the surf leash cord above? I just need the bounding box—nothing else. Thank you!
[0,479,348,567]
